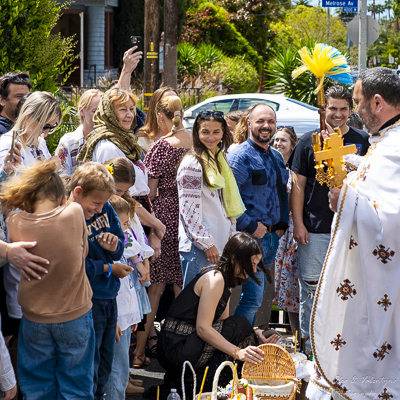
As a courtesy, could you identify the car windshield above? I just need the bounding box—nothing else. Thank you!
[286,98,318,111]
[191,99,235,116]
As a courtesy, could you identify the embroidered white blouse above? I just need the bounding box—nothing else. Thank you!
[55,125,85,175]
[177,155,235,254]
[92,140,150,197]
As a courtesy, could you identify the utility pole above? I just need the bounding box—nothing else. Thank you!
[144,0,160,111]
[164,0,178,88]
[326,7,330,43]
[358,0,367,73]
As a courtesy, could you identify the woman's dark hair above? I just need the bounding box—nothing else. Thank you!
[190,110,233,188]
[206,232,269,288]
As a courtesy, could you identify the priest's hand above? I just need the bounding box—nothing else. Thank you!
[328,187,341,212]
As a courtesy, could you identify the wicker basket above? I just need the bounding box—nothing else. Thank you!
[198,361,239,400]
[180,360,239,400]
[241,344,301,400]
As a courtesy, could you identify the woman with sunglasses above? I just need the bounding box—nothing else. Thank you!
[132,95,191,368]
[177,110,246,288]
[0,91,62,168]
[272,126,300,334]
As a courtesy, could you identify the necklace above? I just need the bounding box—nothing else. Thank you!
[173,127,187,133]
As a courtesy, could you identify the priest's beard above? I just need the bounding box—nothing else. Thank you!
[358,104,381,136]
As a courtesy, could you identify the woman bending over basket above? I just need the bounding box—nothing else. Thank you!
[157,232,278,399]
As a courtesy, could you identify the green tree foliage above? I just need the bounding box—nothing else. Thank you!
[180,0,263,72]
[393,0,400,17]
[177,42,259,93]
[221,0,290,59]
[0,0,76,92]
[211,56,259,93]
[270,6,348,54]
[367,24,400,66]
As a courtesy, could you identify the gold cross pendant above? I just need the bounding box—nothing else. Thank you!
[312,127,357,188]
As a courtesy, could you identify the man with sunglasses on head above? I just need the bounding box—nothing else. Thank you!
[289,85,369,350]
[227,103,289,328]
[0,72,32,135]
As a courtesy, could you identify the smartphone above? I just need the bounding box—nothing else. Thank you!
[10,128,19,161]
[130,36,142,52]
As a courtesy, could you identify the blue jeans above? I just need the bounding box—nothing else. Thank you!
[180,244,211,288]
[18,311,95,400]
[234,232,279,326]
[91,298,117,399]
[103,326,131,400]
[297,232,330,341]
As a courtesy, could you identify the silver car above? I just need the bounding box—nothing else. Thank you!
[183,93,320,136]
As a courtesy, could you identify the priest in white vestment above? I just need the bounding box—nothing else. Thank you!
[311,67,400,400]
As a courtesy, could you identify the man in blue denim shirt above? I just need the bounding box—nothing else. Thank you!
[228,103,289,326]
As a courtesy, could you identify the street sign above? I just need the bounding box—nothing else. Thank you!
[322,0,357,9]
[347,15,380,47]
[343,7,358,12]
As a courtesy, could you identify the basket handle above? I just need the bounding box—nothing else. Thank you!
[181,360,197,400]
[211,361,238,400]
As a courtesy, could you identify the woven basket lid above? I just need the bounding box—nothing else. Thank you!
[241,344,296,381]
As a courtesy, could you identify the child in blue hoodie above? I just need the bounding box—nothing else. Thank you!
[70,162,133,400]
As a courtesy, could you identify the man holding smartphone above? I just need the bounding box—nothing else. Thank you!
[0,72,32,136]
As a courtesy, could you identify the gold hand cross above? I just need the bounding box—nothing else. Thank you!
[313,128,356,188]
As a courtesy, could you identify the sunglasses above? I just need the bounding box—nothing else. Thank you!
[42,122,59,133]
[276,125,295,132]
[198,110,224,118]
[9,74,30,83]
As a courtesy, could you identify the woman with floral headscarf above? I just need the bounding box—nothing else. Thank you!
[77,88,146,193]
[78,88,166,276]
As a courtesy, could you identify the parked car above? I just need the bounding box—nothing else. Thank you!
[183,93,320,135]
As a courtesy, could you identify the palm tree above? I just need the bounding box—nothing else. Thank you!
[295,0,312,7]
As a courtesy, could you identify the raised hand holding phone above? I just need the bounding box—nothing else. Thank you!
[3,140,22,176]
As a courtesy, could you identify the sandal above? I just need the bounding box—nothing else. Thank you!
[132,354,150,368]
[146,335,158,357]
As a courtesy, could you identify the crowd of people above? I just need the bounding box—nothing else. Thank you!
[0,47,399,400]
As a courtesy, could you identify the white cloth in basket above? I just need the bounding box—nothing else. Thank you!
[250,379,295,397]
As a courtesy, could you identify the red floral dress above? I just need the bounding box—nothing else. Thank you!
[144,139,188,286]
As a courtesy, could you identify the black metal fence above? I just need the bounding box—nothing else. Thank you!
[60,86,202,110]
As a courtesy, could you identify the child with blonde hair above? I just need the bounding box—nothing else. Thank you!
[70,161,133,399]
[103,158,154,397]
[0,160,94,399]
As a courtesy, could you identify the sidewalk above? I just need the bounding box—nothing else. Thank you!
[127,356,165,400]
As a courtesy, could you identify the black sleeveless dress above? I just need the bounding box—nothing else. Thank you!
[158,267,256,396]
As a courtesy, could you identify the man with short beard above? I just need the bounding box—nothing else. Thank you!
[312,67,400,399]
[289,85,369,349]
[227,103,289,327]
[0,72,32,135]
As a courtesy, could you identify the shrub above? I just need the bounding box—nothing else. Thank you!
[211,56,259,93]
[180,1,262,72]
[46,95,78,155]
[196,43,224,70]
[178,42,197,76]
[0,0,76,92]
